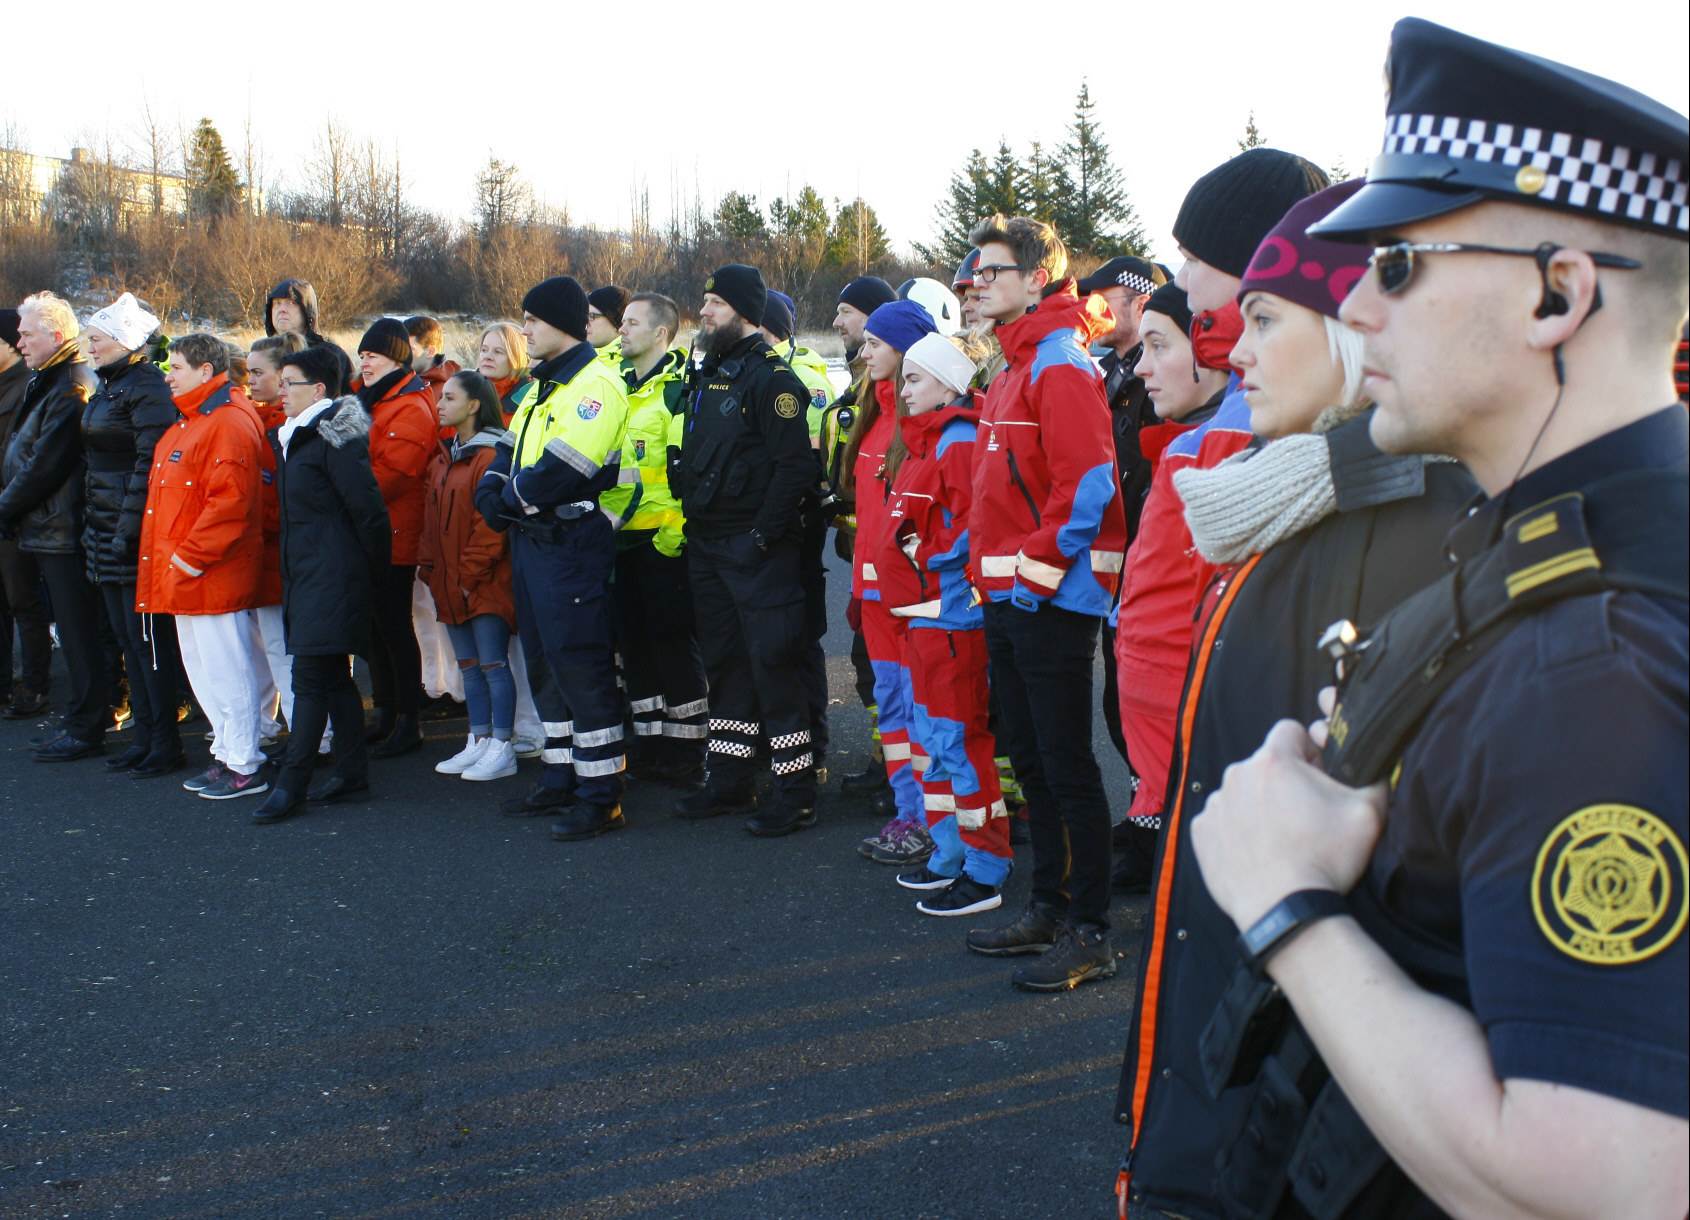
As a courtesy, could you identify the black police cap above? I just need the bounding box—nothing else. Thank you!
[1076,257,1167,297]
[1312,18,1689,243]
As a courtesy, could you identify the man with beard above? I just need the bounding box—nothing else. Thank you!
[671,264,819,837]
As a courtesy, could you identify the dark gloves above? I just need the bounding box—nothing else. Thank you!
[102,533,137,568]
[845,595,862,634]
[833,524,855,564]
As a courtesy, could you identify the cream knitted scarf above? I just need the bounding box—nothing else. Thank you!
[1173,401,1369,565]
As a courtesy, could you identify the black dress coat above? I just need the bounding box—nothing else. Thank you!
[0,347,99,555]
[273,398,391,657]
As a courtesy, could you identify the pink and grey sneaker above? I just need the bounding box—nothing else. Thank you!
[198,766,272,801]
[182,762,227,793]
[858,816,905,860]
[870,820,935,866]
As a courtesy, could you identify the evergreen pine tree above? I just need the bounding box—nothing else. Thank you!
[1238,111,1267,151]
[186,118,241,220]
[919,147,993,265]
[1054,81,1146,257]
[986,139,1025,218]
[825,197,890,273]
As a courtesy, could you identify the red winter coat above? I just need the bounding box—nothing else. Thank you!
[850,383,897,601]
[969,282,1126,617]
[417,430,515,628]
[365,374,438,566]
[1114,304,1251,819]
[135,375,265,616]
[876,397,984,630]
[420,356,462,408]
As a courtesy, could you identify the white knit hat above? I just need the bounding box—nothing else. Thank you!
[85,292,160,352]
[904,333,977,395]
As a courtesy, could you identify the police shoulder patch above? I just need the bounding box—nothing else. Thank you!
[1531,804,1688,965]
[576,399,602,421]
[774,392,801,420]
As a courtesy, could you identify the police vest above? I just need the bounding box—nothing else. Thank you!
[1193,468,1689,1220]
[675,347,782,523]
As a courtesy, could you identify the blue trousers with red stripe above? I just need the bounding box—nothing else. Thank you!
[861,598,925,825]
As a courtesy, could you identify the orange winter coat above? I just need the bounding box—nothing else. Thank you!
[253,400,286,605]
[420,356,461,408]
[417,430,514,628]
[364,373,437,566]
[135,375,265,616]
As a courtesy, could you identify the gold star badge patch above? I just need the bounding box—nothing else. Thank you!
[1532,804,1688,964]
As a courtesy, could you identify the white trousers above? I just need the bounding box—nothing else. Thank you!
[176,610,274,776]
[509,633,543,746]
[255,604,330,750]
[412,579,464,701]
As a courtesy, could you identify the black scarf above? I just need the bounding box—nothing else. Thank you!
[357,366,412,412]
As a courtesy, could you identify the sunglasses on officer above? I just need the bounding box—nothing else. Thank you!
[1368,240,1642,296]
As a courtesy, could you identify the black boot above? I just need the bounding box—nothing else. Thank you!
[745,801,816,838]
[364,707,396,744]
[550,803,625,841]
[1010,923,1116,992]
[370,713,422,758]
[675,780,756,820]
[500,783,575,818]
[104,741,153,772]
[251,786,306,825]
[839,760,888,795]
[965,902,1065,957]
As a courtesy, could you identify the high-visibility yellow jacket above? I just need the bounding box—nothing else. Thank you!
[604,348,688,557]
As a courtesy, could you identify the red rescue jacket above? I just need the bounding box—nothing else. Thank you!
[969,282,1126,617]
[365,374,438,566]
[850,384,897,602]
[877,396,985,631]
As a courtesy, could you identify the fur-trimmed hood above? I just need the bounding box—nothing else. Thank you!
[319,396,370,448]
[280,395,367,457]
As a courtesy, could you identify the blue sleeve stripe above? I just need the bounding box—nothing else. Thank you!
[1029,332,1097,384]
[934,418,977,457]
[927,529,970,570]
[1056,463,1117,556]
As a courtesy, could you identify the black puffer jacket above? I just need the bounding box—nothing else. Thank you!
[0,345,99,555]
[274,398,391,656]
[0,359,30,463]
[81,354,177,584]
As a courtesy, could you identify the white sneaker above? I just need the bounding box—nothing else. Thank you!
[436,734,491,775]
[512,737,542,759]
[462,738,517,781]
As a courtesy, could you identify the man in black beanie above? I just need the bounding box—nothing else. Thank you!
[476,274,634,839]
[671,264,822,836]
[1171,146,1330,314]
[832,276,896,365]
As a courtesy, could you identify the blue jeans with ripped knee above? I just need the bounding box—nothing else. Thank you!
[444,615,515,738]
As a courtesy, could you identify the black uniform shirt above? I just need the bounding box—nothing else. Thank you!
[1358,406,1689,1119]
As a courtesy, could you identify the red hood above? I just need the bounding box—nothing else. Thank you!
[1138,418,1199,464]
[1191,301,1244,372]
[173,373,230,414]
[995,280,1115,366]
[898,394,981,459]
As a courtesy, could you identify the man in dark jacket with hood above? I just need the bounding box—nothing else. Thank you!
[0,308,52,717]
[0,292,106,759]
[265,279,354,394]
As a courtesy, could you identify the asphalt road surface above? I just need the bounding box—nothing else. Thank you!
[2,554,1145,1219]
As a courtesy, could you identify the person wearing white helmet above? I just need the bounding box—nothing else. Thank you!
[897,277,963,337]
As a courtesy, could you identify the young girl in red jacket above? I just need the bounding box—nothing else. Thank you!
[419,372,518,782]
[844,300,938,866]
[875,333,1011,917]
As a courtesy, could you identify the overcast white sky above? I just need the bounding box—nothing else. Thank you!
[8,1,1687,267]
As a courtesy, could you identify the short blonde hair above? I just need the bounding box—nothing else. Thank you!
[20,291,78,343]
[1324,316,1367,408]
[479,321,528,376]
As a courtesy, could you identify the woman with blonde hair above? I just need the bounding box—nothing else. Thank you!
[475,322,531,424]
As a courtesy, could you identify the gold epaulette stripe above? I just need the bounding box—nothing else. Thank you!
[1505,547,1601,599]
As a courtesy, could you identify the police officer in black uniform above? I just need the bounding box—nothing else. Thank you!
[672,264,821,836]
[1167,19,1688,1220]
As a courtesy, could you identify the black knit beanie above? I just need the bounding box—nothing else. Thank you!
[1142,283,1194,343]
[521,276,589,340]
[0,308,19,351]
[762,294,794,340]
[587,285,630,327]
[1172,148,1331,277]
[357,317,413,367]
[705,264,767,325]
[839,275,897,317]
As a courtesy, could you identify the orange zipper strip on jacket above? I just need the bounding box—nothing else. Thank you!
[1122,552,1264,1182]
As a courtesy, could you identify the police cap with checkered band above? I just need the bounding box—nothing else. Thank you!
[1311,18,1689,243]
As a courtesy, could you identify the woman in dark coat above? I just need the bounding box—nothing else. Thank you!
[251,347,390,823]
[81,294,184,775]
[1113,182,1479,1216]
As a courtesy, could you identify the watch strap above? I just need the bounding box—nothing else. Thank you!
[1237,888,1349,973]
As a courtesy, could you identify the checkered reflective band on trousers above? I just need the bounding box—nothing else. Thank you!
[769,728,813,777]
[708,717,759,760]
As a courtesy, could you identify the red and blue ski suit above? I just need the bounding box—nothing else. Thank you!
[853,381,925,825]
[877,396,1009,886]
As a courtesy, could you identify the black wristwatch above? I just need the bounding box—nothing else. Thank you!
[749,527,769,552]
[1237,889,1348,974]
